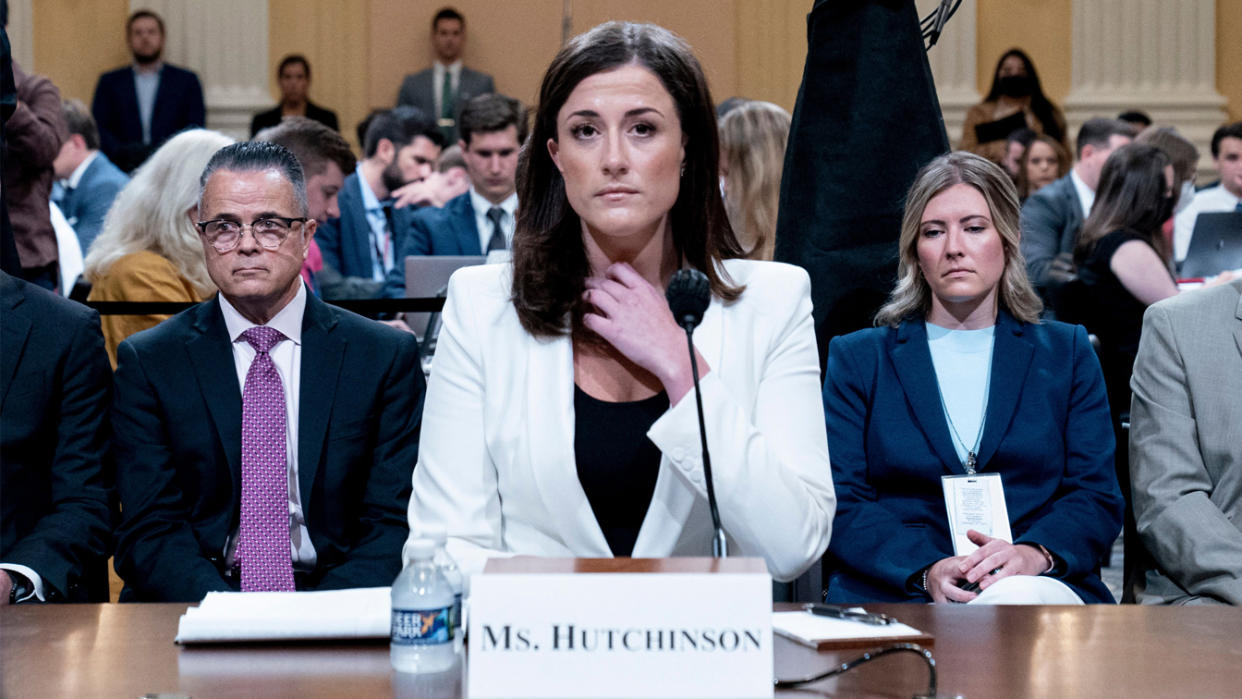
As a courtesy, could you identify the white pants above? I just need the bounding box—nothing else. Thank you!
[966,575,1084,605]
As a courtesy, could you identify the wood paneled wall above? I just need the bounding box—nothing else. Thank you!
[976,0,1073,102]
[31,0,130,105]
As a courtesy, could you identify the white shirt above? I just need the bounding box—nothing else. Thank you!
[132,63,162,144]
[470,187,518,253]
[64,151,99,190]
[927,323,996,465]
[1172,184,1242,262]
[1070,168,1095,220]
[356,163,393,282]
[219,283,317,571]
[433,60,463,117]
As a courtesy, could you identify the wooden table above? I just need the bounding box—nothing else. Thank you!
[4,602,1242,697]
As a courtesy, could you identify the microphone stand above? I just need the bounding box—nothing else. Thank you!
[680,323,727,558]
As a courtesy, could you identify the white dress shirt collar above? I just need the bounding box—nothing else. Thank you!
[65,151,100,189]
[218,281,307,346]
[470,187,519,252]
[1070,168,1095,219]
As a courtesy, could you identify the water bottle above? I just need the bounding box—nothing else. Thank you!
[391,538,456,674]
[422,527,464,646]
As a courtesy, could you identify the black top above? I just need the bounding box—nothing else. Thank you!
[1077,228,1172,414]
[249,101,340,138]
[573,384,669,557]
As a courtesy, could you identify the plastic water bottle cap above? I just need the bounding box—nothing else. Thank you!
[420,526,448,546]
[407,538,435,560]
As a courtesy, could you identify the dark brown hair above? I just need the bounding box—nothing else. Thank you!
[254,116,356,180]
[511,21,743,337]
[1074,143,1172,265]
[1015,134,1070,199]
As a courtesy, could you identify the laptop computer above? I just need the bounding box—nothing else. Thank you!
[402,255,486,343]
[1180,212,1242,279]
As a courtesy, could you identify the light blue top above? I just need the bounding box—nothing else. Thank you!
[927,322,995,464]
[133,66,161,144]
[356,163,390,282]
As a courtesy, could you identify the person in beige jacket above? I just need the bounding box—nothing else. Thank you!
[1129,278,1242,605]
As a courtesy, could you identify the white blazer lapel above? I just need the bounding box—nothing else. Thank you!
[632,294,726,555]
[523,332,612,556]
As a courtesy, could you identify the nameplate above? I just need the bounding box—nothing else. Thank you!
[468,557,774,698]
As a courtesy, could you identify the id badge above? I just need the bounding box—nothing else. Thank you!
[941,473,1013,555]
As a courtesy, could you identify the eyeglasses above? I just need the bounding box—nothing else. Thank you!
[196,216,307,253]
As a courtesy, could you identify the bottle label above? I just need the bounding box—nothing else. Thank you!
[391,606,453,646]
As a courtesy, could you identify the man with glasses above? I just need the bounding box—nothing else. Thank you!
[110,142,425,601]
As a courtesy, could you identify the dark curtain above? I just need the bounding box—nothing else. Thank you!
[775,0,950,368]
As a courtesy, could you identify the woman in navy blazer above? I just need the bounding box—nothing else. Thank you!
[824,152,1123,604]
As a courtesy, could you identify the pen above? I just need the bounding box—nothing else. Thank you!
[803,603,895,626]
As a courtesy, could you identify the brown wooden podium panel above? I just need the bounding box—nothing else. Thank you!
[4,600,1242,697]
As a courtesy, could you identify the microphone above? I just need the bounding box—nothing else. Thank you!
[665,269,726,558]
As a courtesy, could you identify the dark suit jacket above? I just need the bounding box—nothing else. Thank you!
[59,152,128,252]
[0,272,113,602]
[395,66,494,144]
[1020,173,1084,296]
[111,291,425,602]
[249,101,340,138]
[91,63,206,172]
[822,311,1123,604]
[382,191,480,298]
[316,173,419,294]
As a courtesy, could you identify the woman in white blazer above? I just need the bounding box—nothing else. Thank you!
[407,21,835,583]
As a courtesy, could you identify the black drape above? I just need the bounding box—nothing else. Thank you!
[775,0,950,368]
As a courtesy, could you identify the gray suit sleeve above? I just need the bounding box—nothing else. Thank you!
[1019,190,1066,290]
[1129,302,1242,605]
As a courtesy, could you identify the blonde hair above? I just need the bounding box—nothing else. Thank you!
[874,151,1043,327]
[719,100,790,260]
[85,129,235,295]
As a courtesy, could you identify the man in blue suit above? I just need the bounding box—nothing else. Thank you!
[52,99,128,252]
[315,107,442,299]
[382,93,523,298]
[112,142,424,601]
[91,10,205,173]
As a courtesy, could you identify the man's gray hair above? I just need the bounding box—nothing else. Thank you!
[198,141,308,216]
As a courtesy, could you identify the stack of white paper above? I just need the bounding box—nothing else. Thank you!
[175,587,391,644]
[772,611,926,647]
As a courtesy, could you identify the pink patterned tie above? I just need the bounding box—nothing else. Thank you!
[237,326,295,592]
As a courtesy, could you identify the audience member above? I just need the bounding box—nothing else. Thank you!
[430,144,471,202]
[961,49,1067,166]
[315,107,442,298]
[91,10,205,173]
[1117,110,1153,131]
[1,271,113,604]
[383,94,523,296]
[1015,134,1069,201]
[1001,127,1036,184]
[407,22,834,581]
[1019,117,1134,304]
[1135,125,1200,252]
[52,99,129,253]
[719,100,791,260]
[396,6,495,145]
[255,116,357,295]
[1172,121,1242,263]
[714,95,750,119]
[824,151,1122,604]
[249,54,339,138]
[4,61,67,290]
[1129,277,1242,605]
[111,142,424,602]
[85,129,233,367]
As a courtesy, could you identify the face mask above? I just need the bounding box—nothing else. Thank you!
[1157,193,1177,223]
[1175,180,1195,214]
[997,75,1033,98]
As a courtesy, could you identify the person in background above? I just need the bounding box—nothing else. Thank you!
[1,270,113,604]
[250,54,339,138]
[1001,127,1036,185]
[407,21,835,582]
[1015,134,1069,202]
[1172,121,1242,264]
[1129,276,1242,606]
[396,6,495,145]
[1019,117,1134,305]
[111,142,423,602]
[84,129,234,367]
[961,49,1067,166]
[824,151,1121,605]
[91,9,204,173]
[1117,110,1153,132]
[52,99,129,253]
[718,100,791,260]
[1134,126,1199,255]
[254,116,356,295]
